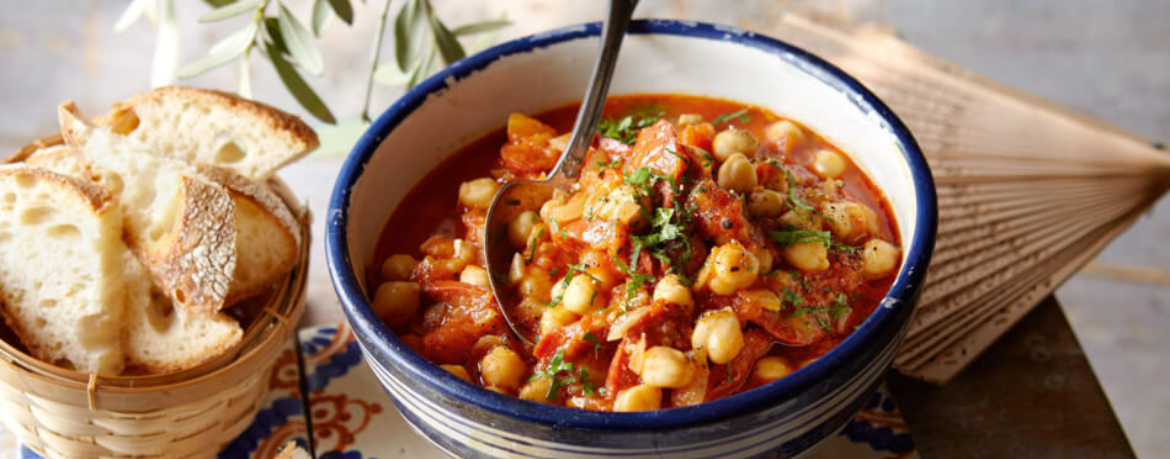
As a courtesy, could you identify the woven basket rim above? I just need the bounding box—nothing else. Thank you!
[0,133,311,393]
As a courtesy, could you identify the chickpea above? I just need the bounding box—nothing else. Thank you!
[783,241,830,272]
[677,113,704,126]
[519,268,553,302]
[508,211,539,249]
[862,239,900,279]
[779,209,823,231]
[692,308,745,365]
[459,265,490,288]
[540,306,580,337]
[823,201,878,241]
[380,254,417,281]
[747,188,784,218]
[640,346,694,389]
[441,364,472,382]
[508,253,526,284]
[754,356,795,381]
[708,241,760,295]
[372,281,420,327]
[480,347,527,391]
[519,377,555,403]
[811,149,847,179]
[752,246,774,275]
[764,120,806,155]
[562,275,600,314]
[742,289,782,312]
[458,177,500,209]
[652,274,694,308]
[613,384,662,412]
[717,153,758,194]
[712,129,759,162]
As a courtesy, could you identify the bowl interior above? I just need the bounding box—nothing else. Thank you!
[331,20,935,426]
[346,26,922,297]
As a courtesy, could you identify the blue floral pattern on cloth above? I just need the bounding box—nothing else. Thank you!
[13,322,917,458]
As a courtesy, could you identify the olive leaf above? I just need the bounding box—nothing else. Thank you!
[278,3,324,75]
[264,41,336,123]
[262,17,290,55]
[394,0,427,72]
[114,0,151,32]
[452,19,510,36]
[202,0,235,6]
[311,0,335,36]
[199,0,262,23]
[327,0,354,25]
[238,51,253,99]
[429,12,465,65]
[151,0,180,88]
[177,20,258,78]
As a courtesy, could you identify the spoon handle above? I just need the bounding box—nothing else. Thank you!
[553,0,638,180]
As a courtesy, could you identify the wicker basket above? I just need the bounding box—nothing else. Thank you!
[0,136,311,459]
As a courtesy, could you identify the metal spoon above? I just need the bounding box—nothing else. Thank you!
[483,0,639,345]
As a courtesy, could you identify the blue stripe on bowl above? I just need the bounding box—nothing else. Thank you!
[326,18,937,459]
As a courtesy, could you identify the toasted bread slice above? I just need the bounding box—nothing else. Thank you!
[197,165,301,303]
[0,165,125,375]
[60,103,236,316]
[120,251,242,374]
[24,143,90,178]
[96,87,319,180]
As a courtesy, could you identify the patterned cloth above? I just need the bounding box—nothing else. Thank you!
[11,323,917,459]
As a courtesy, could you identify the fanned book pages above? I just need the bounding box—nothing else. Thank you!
[765,15,1170,383]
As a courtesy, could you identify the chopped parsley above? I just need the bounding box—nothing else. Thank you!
[583,331,602,360]
[598,107,666,145]
[526,227,546,262]
[784,169,815,214]
[768,229,832,247]
[610,254,655,311]
[711,108,752,126]
[782,288,804,309]
[548,263,598,307]
[726,363,733,382]
[830,292,851,321]
[527,350,577,401]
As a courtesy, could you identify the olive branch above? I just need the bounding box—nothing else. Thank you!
[115,0,509,124]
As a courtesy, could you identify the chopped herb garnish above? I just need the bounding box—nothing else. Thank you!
[699,150,713,169]
[784,170,815,214]
[768,229,832,247]
[526,227,546,262]
[726,363,733,382]
[830,292,851,321]
[528,350,578,401]
[610,254,655,311]
[831,242,859,253]
[583,331,602,360]
[711,108,752,126]
[598,107,666,145]
[782,288,804,309]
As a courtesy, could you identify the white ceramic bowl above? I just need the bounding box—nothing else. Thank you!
[328,20,937,459]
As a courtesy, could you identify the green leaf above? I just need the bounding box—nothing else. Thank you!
[278,3,324,75]
[114,0,151,32]
[406,46,436,89]
[177,21,257,78]
[711,108,751,126]
[199,0,262,23]
[150,0,180,88]
[451,19,510,36]
[394,0,427,72]
[264,41,336,124]
[262,17,290,55]
[237,51,253,99]
[311,0,334,36]
[327,0,354,24]
[202,0,235,6]
[429,13,465,65]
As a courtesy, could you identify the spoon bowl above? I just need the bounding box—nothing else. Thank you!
[483,0,638,344]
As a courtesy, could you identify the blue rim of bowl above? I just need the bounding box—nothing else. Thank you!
[327,19,938,431]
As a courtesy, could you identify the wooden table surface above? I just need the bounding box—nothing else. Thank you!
[888,296,1136,458]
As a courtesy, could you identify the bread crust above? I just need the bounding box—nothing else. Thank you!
[196,165,300,304]
[59,102,237,316]
[96,86,319,180]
